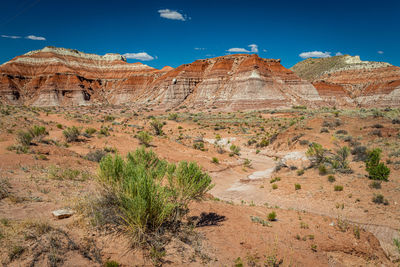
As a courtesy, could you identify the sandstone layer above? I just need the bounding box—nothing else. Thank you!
[2,47,399,109]
[291,55,400,107]
[0,47,322,109]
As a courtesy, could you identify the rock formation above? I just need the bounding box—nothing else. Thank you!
[2,47,399,109]
[0,46,165,106]
[0,47,322,109]
[291,55,400,107]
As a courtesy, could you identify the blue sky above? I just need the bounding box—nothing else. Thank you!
[0,0,399,69]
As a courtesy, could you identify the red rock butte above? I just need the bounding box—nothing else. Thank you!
[1,47,399,109]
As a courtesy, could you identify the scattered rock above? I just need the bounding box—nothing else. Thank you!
[52,209,74,219]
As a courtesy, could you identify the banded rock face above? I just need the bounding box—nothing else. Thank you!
[291,55,400,107]
[0,46,166,106]
[0,47,321,109]
[139,54,322,110]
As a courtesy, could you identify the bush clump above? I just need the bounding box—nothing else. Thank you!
[150,119,164,136]
[97,148,213,241]
[365,149,390,181]
[136,131,152,147]
[63,126,80,142]
[86,149,108,162]
[16,130,33,146]
[229,144,241,156]
[29,125,48,142]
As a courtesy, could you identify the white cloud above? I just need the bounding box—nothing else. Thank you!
[25,35,46,41]
[158,9,186,21]
[227,44,259,53]
[123,52,154,61]
[249,44,258,53]
[194,47,205,50]
[377,50,384,54]
[299,51,331,59]
[263,49,267,52]
[335,52,343,56]
[227,47,250,53]
[1,35,21,39]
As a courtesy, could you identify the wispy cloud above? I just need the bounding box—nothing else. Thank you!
[1,35,21,39]
[123,52,154,61]
[377,50,384,54]
[158,9,186,21]
[194,47,205,50]
[335,52,343,56]
[299,51,331,59]
[25,35,46,40]
[227,44,259,53]
[248,44,258,53]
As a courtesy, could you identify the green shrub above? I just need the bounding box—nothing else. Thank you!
[63,126,80,142]
[297,169,304,176]
[99,126,110,136]
[97,148,213,240]
[295,183,301,190]
[56,123,63,129]
[318,164,328,175]
[16,130,33,146]
[272,184,278,190]
[29,125,48,142]
[85,127,97,136]
[211,157,219,164]
[372,194,389,205]
[243,158,252,168]
[86,149,107,162]
[366,149,390,181]
[150,119,164,136]
[369,181,381,189]
[332,146,351,172]
[334,185,343,191]
[394,238,400,254]
[306,143,326,165]
[168,113,178,121]
[258,138,269,148]
[267,211,277,221]
[193,142,205,151]
[136,131,152,147]
[327,175,335,183]
[105,260,119,267]
[229,144,241,156]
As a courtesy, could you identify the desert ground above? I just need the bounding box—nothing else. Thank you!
[0,104,399,266]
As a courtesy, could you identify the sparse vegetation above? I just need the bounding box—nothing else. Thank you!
[63,126,80,142]
[229,144,240,156]
[136,131,152,147]
[150,118,164,136]
[372,194,389,205]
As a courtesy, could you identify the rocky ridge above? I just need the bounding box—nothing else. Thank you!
[291,55,400,107]
[0,47,321,109]
[1,47,399,108]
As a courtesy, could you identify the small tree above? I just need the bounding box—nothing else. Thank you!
[150,119,164,136]
[366,148,390,181]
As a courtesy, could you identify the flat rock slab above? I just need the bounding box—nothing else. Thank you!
[52,209,74,219]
